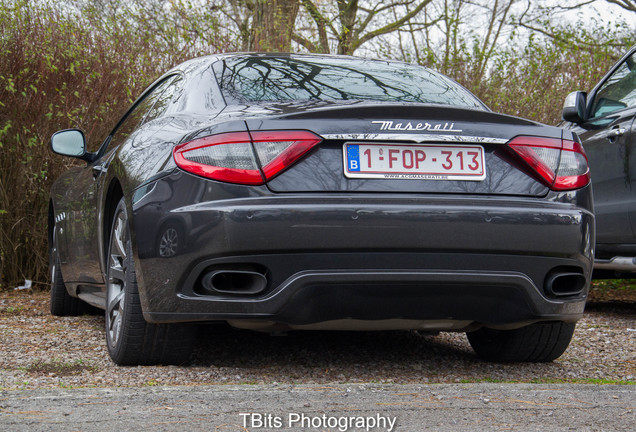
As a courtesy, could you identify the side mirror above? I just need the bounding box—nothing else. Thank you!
[562,91,587,124]
[50,129,90,160]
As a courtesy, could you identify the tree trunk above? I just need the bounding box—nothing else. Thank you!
[336,0,358,55]
[250,0,301,52]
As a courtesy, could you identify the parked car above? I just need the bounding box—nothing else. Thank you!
[49,53,593,366]
[561,44,636,275]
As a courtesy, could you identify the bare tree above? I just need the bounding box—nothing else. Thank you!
[381,0,518,81]
[294,0,435,55]
[513,0,632,49]
[472,0,516,82]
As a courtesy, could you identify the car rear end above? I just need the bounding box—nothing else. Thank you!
[131,54,594,361]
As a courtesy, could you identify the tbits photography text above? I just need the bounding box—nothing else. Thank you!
[239,412,398,431]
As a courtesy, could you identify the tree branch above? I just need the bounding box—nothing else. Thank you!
[356,1,414,38]
[517,22,627,48]
[291,33,318,52]
[301,0,335,52]
[353,0,433,52]
[606,0,636,12]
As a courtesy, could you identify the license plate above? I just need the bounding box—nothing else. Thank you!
[343,142,486,181]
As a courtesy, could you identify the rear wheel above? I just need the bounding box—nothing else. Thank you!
[105,198,195,366]
[50,224,97,316]
[467,321,576,362]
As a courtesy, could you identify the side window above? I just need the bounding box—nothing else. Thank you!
[591,52,636,119]
[143,75,184,124]
[108,76,177,149]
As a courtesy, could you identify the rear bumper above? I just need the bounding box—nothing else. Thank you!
[131,173,594,329]
[142,252,588,329]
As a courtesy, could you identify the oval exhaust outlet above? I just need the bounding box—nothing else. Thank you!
[201,270,268,295]
[545,272,586,297]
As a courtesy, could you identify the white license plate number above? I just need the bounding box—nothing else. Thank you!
[343,143,486,181]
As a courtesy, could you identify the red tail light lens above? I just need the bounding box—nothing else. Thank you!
[173,132,264,184]
[508,136,590,191]
[173,130,322,185]
[250,131,322,180]
[555,139,591,190]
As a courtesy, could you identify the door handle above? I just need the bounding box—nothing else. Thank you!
[608,127,626,138]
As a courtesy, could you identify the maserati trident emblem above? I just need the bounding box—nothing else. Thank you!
[372,120,463,133]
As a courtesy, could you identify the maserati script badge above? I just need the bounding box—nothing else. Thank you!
[372,120,462,132]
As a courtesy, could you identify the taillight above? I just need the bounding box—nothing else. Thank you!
[173,130,322,185]
[507,136,590,191]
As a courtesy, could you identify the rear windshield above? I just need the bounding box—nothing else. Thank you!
[214,56,484,108]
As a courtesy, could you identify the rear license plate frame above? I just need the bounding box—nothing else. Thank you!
[343,142,486,181]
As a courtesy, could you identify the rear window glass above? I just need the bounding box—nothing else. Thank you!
[214,56,484,109]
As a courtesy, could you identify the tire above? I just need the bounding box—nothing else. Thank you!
[50,224,97,316]
[105,198,196,366]
[466,321,576,363]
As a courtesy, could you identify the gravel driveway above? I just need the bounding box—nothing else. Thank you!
[0,288,633,389]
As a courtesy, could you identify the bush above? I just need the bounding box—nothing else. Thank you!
[445,22,635,125]
[0,0,183,289]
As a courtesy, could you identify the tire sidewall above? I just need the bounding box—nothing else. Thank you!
[49,223,71,315]
[50,225,61,290]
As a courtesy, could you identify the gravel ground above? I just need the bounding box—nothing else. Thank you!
[2,384,635,431]
[0,288,634,390]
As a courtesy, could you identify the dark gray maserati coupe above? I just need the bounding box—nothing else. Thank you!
[49,54,594,365]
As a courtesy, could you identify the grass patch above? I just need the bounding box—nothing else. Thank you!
[25,359,96,377]
[459,377,515,384]
[588,279,636,303]
[529,378,635,385]
[591,279,636,292]
[460,377,635,385]
[2,305,24,314]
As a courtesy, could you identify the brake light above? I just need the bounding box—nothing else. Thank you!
[173,130,322,185]
[507,136,590,191]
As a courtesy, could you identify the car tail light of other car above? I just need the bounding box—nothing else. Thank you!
[173,130,322,185]
[507,136,590,191]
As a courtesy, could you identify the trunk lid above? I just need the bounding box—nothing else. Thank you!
[240,102,559,196]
